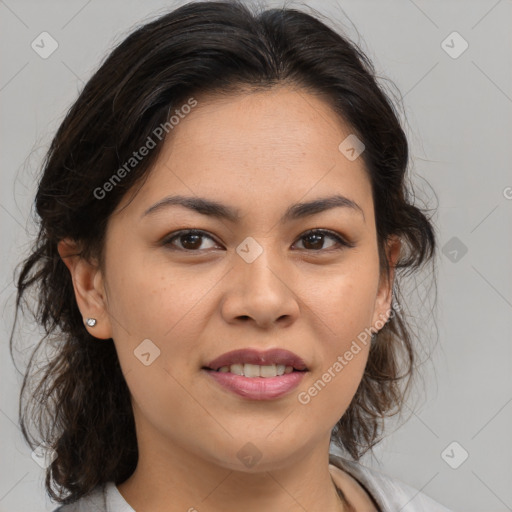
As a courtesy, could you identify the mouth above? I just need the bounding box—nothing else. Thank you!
[203,347,308,374]
[203,363,307,377]
[202,348,309,400]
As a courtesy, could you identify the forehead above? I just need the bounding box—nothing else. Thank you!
[115,86,373,221]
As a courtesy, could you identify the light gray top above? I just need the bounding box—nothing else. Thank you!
[330,454,453,511]
[52,454,454,511]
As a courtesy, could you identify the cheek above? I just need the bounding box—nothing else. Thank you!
[298,279,372,426]
[120,357,214,459]
[105,257,212,441]
[297,345,369,435]
[102,246,209,404]
[300,253,380,341]
[293,257,377,420]
[105,241,221,340]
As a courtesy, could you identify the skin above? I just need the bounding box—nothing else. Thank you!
[59,85,400,511]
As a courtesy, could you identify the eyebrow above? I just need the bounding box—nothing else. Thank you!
[141,194,365,223]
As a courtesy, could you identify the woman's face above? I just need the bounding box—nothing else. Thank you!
[64,85,398,471]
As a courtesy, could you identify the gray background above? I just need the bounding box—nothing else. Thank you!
[1,0,511,511]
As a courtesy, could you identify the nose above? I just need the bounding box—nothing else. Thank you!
[220,241,300,329]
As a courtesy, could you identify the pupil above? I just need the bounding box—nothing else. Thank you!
[182,234,201,249]
[304,233,323,250]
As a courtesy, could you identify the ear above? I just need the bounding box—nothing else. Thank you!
[57,238,113,340]
[371,235,401,331]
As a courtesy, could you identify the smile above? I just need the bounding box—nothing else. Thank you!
[215,363,297,378]
[203,347,309,400]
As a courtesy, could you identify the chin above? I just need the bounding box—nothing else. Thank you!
[205,438,310,474]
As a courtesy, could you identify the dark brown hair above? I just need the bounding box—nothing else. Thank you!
[10,0,436,505]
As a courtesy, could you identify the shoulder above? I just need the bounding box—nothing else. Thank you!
[51,483,107,512]
[329,453,454,512]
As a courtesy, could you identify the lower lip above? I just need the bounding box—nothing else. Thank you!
[204,369,306,400]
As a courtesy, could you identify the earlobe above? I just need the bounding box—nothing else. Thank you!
[57,238,113,340]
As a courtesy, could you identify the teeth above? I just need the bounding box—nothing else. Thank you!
[230,364,244,376]
[244,363,261,378]
[260,364,277,378]
[216,364,295,377]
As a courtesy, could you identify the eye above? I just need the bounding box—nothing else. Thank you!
[163,229,220,251]
[162,228,354,253]
[293,229,354,251]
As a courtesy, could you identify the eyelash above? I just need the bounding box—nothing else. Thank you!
[162,228,354,253]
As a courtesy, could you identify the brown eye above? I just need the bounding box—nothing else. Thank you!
[294,229,353,251]
[162,228,354,253]
[163,230,219,251]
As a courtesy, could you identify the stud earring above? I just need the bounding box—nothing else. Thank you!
[85,318,97,327]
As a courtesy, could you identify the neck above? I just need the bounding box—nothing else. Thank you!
[117,433,348,512]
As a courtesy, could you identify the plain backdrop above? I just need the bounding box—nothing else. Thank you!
[1,1,511,511]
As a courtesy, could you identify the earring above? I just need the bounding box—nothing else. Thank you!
[85,318,97,327]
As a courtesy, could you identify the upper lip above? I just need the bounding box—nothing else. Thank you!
[204,348,308,371]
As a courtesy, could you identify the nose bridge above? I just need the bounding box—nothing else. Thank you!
[222,235,299,326]
[235,235,286,290]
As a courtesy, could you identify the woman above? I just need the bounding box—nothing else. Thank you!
[11,1,453,510]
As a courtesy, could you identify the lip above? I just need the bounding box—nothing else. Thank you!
[204,370,306,400]
[203,348,308,401]
[204,348,308,371]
